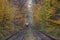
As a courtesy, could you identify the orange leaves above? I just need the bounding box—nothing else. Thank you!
[51,20,60,24]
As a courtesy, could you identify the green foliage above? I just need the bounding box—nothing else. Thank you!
[33,0,60,39]
[0,0,25,39]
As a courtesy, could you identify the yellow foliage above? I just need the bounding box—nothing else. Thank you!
[51,20,60,24]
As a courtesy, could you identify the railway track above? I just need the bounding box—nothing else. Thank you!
[5,29,26,40]
[5,28,56,40]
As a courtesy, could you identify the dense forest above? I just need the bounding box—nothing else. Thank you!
[0,0,26,40]
[33,0,60,39]
[0,0,60,40]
